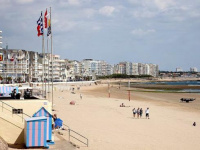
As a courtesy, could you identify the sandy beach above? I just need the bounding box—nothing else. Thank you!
[50,82,200,150]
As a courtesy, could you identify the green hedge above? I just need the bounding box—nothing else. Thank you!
[97,74,152,79]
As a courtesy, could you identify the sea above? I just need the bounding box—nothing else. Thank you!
[141,80,200,86]
[130,80,200,93]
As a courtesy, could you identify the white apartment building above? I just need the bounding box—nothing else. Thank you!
[98,61,113,76]
[40,54,66,82]
[107,64,113,75]
[71,60,82,76]
[113,61,159,77]
[132,63,139,75]
[80,59,112,79]
[148,64,159,77]
[138,63,146,75]
[81,59,97,77]
[190,67,198,72]
[29,51,39,82]
[176,68,183,72]
[126,62,132,75]
[0,49,29,82]
[0,49,68,82]
[64,60,82,81]
[0,31,2,49]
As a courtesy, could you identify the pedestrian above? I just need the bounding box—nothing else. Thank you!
[137,108,140,118]
[52,114,57,130]
[145,108,150,119]
[132,108,136,118]
[80,94,82,99]
[140,108,143,118]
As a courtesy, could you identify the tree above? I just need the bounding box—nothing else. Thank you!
[7,77,12,83]
[0,75,3,81]
[17,77,22,83]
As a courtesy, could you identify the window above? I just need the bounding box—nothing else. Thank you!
[12,109,23,114]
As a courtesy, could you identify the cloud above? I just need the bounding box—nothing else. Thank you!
[132,9,157,18]
[128,0,140,5]
[56,0,80,7]
[68,0,80,6]
[53,19,77,32]
[83,8,96,18]
[153,0,176,10]
[99,6,115,16]
[92,26,101,31]
[16,0,34,4]
[131,29,156,36]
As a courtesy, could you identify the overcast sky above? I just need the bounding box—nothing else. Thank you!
[0,0,200,71]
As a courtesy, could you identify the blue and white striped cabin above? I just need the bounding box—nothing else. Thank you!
[0,86,18,97]
[32,107,54,144]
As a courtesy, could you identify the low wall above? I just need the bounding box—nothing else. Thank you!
[0,136,8,150]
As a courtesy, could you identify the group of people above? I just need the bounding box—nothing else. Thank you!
[132,107,149,119]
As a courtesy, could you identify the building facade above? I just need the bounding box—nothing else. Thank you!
[0,31,2,49]
[190,67,198,72]
[113,62,159,77]
[176,68,183,72]
[0,48,159,82]
[0,49,29,82]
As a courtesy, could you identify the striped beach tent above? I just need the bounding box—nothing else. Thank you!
[32,107,54,144]
[0,86,18,96]
[24,116,49,148]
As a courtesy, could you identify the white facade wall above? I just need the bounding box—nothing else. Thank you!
[0,49,29,82]
[145,64,150,75]
[190,67,198,72]
[0,31,2,49]
[126,62,132,75]
[176,68,183,72]
[132,63,139,75]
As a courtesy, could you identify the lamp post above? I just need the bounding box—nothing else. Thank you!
[23,71,25,82]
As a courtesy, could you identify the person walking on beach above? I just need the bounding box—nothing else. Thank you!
[140,108,143,118]
[80,94,82,99]
[145,108,149,119]
[132,108,136,118]
[137,108,140,118]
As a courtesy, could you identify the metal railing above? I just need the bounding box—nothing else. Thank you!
[0,100,31,122]
[63,124,89,147]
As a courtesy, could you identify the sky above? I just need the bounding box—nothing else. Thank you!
[0,0,200,71]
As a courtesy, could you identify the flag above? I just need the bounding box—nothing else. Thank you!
[44,9,48,28]
[47,18,51,37]
[37,12,43,36]
[0,53,3,61]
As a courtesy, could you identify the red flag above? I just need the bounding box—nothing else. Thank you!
[0,54,3,61]
[44,9,48,28]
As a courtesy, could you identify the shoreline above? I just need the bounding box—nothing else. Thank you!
[81,84,200,112]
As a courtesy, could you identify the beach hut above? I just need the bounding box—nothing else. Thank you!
[0,86,18,97]
[32,107,54,144]
[24,117,49,148]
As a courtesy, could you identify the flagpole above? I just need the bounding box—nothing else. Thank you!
[50,7,54,111]
[47,33,50,98]
[42,11,45,98]
[44,35,46,99]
